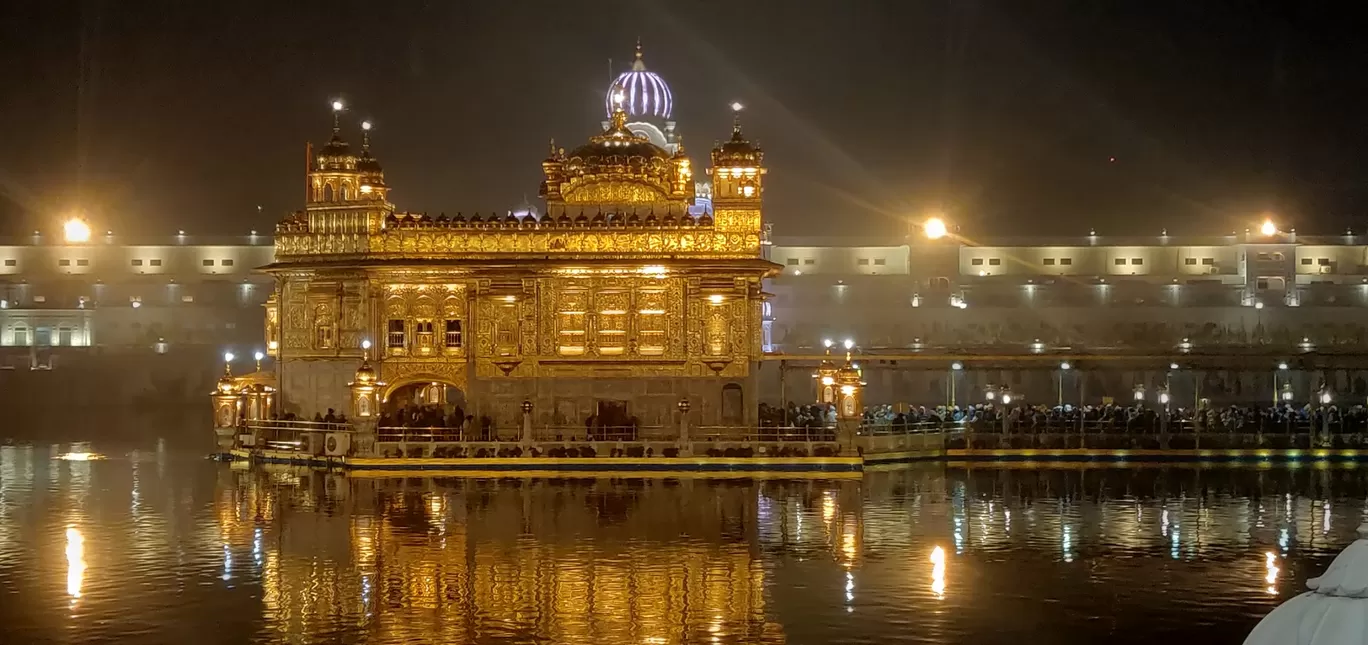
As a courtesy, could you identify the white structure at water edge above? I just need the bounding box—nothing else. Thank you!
[1246,523,1368,644]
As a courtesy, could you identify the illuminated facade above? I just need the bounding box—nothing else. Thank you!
[262,79,774,426]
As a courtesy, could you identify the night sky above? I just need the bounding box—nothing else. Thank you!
[1,1,1366,238]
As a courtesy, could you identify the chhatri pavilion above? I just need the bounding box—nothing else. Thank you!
[259,42,776,435]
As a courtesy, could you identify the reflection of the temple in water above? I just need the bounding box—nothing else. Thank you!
[206,465,1368,643]
[218,471,798,643]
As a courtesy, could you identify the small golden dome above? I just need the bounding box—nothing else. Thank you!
[354,359,377,385]
[215,374,236,395]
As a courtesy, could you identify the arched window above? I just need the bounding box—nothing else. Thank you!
[323,183,334,201]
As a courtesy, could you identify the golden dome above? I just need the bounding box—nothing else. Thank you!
[544,89,691,209]
[353,358,377,385]
[215,364,237,395]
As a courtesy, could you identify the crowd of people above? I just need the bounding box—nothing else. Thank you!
[761,399,1368,438]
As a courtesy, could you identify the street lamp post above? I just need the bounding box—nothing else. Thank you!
[949,361,963,407]
[1318,388,1333,448]
[1058,361,1071,407]
[1274,362,1289,405]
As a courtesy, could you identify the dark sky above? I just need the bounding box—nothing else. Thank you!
[2,0,1366,238]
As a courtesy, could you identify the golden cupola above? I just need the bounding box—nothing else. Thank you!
[708,106,765,203]
[308,100,364,204]
[541,87,692,214]
[355,120,390,202]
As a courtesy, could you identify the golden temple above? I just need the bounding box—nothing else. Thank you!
[259,52,776,435]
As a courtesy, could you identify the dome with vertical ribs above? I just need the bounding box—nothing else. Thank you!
[605,40,673,120]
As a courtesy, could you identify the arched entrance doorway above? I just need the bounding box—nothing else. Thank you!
[384,381,467,414]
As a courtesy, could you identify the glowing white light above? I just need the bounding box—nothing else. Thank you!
[224,352,235,363]
[1001,394,1012,404]
[63,218,92,243]
[1321,391,1333,405]
[361,339,372,350]
[331,99,344,112]
[1255,301,1264,309]
[823,338,833,349]
[730,101,744,112]
[66,526,85,600]
[843,339,854,350]
[57,452,103,461]
[1060,361,1071,370]
[951,362,963,371]
[1159,392,1170,404]
[1170,363,1180,370]
[923,217,948,240]
[253,351,264,362]
[930,545,946,598]
[1265,551,1279,594]
[361,120,372,131]
[708,294,725,304]
[268,340,279,351]
[359,185,373,194]
[1278,362,1289,370]
[1261,219,1277,236]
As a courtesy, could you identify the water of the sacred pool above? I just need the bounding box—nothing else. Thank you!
[0,440,1351,644]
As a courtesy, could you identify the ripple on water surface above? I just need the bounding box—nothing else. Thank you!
[0,443,1360,644]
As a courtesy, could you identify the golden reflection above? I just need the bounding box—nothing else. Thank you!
[66,526,86,601]
[821,492,836,524]
[226,476,788,644]
[1264,551,1279,595]
[56,452,105,461]
[930,546,946,599]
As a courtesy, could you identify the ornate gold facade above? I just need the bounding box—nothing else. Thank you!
[263,84,776,425]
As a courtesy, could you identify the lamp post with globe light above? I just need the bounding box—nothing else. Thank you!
[1057,361,1071,407]
[948,361,963,407]
[1274,362,1290,405]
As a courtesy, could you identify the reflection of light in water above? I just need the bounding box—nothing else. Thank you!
[1062,526,1073,563]
[845,569,855,605]
[223,543,233,581]
[1161,508,1169,537]
[953,517,964,555]
[253,528,263,566]
[841,522,857,563]
[56,452,104,461]
[1171,526,1181,560]
[822,491,836,524]
[1323,501,1331,535]
[1004,508,1011,534]
[1279,527,1290,555]
[1264,551,1279,595]
[66,526,85,600]
[930,546,946,599]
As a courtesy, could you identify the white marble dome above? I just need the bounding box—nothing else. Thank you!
[605,41,672,121]
[1246,523,1368,644]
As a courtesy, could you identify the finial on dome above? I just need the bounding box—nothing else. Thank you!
[360,120,372,152]
[730,101,745,134]
[330,99,345,135]
[632,37,646,71]
[548,137,557,156]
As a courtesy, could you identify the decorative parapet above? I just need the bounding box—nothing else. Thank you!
[274,211,763,259]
